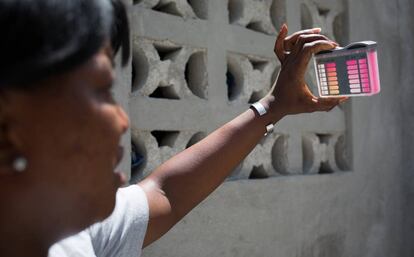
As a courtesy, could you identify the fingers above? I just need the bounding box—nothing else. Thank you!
[311,97,348,112]
[297,40,337,70]
[283,27,322,52]
[291,34,334,56]
[274,24,288,63]
[274,25,326,63]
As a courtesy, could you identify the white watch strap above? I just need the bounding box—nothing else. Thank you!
[251,102,274,136]
[251,102,267,116]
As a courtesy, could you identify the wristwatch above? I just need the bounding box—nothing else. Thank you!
[250,102,274,136]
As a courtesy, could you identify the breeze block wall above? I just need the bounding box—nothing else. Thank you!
[128,0,350,183]
[112,0,413,256]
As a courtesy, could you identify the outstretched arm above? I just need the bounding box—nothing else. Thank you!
[138,25,347,247]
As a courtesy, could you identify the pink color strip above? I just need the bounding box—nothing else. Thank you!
[361,78,370,83]
[363,88,371,93]
[349,79,360,84]
[326,63,336,68]
[360,69,368,73]
[359,59,367,64]
[362,83,370,88]
[347,65,358,70]
[368,51,380,94]
[346,60,357,65]
[327,67,336,72]
[359,64,368,69]
[349,74,359,79]
[348,70,359,75]
[360,73,369,78]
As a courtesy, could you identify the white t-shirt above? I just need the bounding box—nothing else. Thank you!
[48,185,149,257]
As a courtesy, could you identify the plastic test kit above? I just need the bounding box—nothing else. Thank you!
[314,41,380,97]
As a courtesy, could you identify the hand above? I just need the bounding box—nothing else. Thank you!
[264,24,348,118]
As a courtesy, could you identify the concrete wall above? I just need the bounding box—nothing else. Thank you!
[398,0,414,255]
[112,0,414,256]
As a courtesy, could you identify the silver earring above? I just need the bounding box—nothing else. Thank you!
[13,157,27,172]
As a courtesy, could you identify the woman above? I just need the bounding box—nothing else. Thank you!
[0,0,346,256]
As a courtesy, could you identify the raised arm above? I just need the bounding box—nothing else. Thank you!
[138,25,348,247]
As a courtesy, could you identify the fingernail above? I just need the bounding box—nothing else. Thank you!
[313,27,322,32]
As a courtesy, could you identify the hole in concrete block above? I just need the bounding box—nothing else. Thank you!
[302,135,315,174]
[317,7,330,18]
[272,135,289,174]
[249,165,269,179]
[270,0,286,32]
[185,51,208,99]
[229,0,282,34]
[227,58,244,101]
[300,3,313,29]
[186,132,206,148]
[154,44,182,61]
[248,91,266,104]
[187,0,208,19]
[250,60,268,72]
[130,139,147,183]
[136,0,205,19]
[149,86,181,100]
[246,21,266,34]
[317,134,330,144]
[333,12,348,46]
[153,2,183,17]
[132,48,150,92]
[316,134,334,174]
[319,162,334,174]
[151,130,180,148]
[226,71,237,100]
[335,135,350,171]
[228,0,243,24]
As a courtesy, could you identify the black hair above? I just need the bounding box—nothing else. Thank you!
[0,0,130,89]
[111,0,130,67]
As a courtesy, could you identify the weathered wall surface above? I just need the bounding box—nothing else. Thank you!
[398,0,414,256]
[112,0,414,256]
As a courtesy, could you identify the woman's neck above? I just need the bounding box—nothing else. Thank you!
[0,192,53,257]
[0,223,49,257]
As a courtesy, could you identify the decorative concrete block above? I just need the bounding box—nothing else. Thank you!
[227,53,278,103]
[128,0,350,182]
[228,0,282,35]
[134,0,208,19]
[131,129,206,181]
[302,132,347,174]
[132,39,208,100]
[300,0,346,42]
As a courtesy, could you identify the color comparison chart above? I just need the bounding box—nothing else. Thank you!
[316,56,371,96]
[314,41,380,97]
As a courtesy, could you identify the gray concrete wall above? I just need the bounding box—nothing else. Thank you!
[398,0,414,255]
[112,0,414,256]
